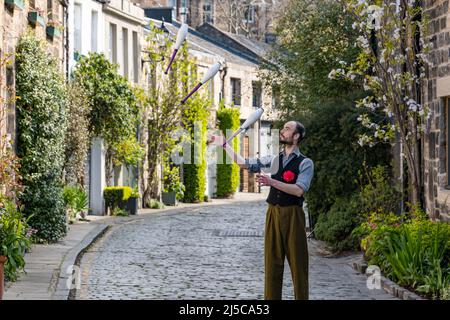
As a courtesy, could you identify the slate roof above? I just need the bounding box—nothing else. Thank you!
[144,19,271,67]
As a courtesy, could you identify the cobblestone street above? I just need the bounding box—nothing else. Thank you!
[75,195,398,300]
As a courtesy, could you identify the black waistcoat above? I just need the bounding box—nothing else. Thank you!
[266,152,306,207]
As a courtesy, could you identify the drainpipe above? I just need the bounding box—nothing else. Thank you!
[62,0,69,80]
[219,62,227,103]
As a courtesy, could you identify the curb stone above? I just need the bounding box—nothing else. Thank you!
[52,224,110,300]
[351,259,426,300]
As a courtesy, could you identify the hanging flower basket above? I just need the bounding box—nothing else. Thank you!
[5,0,25,10]
[0,255,7,300]
[28,11,45,27]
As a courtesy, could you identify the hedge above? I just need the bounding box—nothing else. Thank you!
[181,91,209,203]
[104,186,133,214]
[216,103,240,198]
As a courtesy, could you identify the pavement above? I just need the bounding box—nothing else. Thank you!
[3,192,273,300]
[3,191,401,300]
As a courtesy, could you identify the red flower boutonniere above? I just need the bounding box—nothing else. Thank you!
[282,170,295,183]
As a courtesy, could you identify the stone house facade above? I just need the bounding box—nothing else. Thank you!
[423,0,450,221]
[132,0,286,42]
[67,0,146,215]
[149,19,276,196]
[0,0,66,149]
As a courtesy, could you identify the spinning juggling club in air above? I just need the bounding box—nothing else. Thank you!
[223,107,265,147]
[164,23,189,74]
[180,62,221,104]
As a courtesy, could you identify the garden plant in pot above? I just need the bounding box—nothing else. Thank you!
[127,188,140,215]
[0,199,33,299]
[162,166,185,206]
[63,186,89,224]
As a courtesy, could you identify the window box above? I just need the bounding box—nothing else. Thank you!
[5,0,25,10]
[28,11,45,27]
[46,26,61,38]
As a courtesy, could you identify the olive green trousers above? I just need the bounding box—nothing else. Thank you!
[264,204,309,300]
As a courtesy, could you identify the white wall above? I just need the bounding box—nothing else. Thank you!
[69,0,105,74]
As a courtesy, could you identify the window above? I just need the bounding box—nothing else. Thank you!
[47,0,53,20]
[272,85,280,109]
[252,81,262,108]
[132,31,139,83]
[91,11,98,52]
[74,3,82,54]
[244,5,255,24]
[109,23,117,63]
[122,27,129,78]
[230,78,241,106]
[203,1,213,24]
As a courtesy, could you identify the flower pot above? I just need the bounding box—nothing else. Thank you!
[46,26,61,38]
[0,255,7,300]
[28,11,45,27]
[5,0,25,10]
[127,197,139,215]
[162,192,177,206]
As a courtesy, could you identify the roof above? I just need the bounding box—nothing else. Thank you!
[224,32,272,59]
[144,19,270,67]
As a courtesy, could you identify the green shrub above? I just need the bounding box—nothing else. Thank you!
[111,207,129,217]
[163,166,185,200]
[300,99,392,230]
[147,199,165,209]
[314,195,363,251]
[63,186,89,223]
[183,163,206,203]
[181,90,209,203]
[362,217,450,300]
[0,200,33,281]
[16,33,68,242]
[216,102,240,198]
[104,186,132,214]
[314,165,400,252]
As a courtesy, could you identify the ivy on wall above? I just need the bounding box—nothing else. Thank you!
[181,90,209,203]
[216,101,240,198]
[15,33,68,242]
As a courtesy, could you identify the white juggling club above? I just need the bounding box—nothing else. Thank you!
[223,107,264,147]
[164,23,188,74]
[181,62,221,104]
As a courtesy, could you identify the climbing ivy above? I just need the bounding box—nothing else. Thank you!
[15,33,68,242]
[216,101,240,198]
[181,88,210,203]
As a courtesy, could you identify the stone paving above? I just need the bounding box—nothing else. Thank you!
[75,195,398,300]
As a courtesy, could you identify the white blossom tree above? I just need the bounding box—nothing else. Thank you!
[330,0,431,206]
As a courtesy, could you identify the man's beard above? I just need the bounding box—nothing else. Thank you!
[279,137,294,145]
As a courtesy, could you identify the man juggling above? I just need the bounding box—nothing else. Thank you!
[211,121,314,300]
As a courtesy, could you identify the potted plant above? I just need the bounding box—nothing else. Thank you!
[63,186,89,224]
[162,166,185,206]
[5,0,25,11]
[28,7,45,27]
[46,19,63,38]
[126,188,140,215]
[0,200,32,299]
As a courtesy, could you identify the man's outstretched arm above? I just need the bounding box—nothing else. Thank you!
[210,134,271,172]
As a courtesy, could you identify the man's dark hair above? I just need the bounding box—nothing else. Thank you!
[294,121,306,144]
